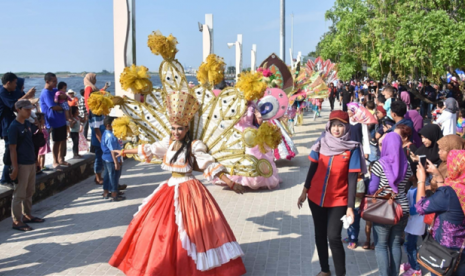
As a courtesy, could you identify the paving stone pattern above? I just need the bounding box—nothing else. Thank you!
[0,102,410,276]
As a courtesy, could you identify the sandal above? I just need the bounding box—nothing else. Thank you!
[23,217,45,223]
[94,177,103,185]
[102,191,124,197]
[342,237,350,244]
[110,195,126,202]
[347,242,357,249]
[118,184,127,191]
[12,224,33,231]
[362,241,371,250]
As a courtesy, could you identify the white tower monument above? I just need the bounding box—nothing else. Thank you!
[227,34,243,82]
[251,44,257,72]
[199,14,214,62]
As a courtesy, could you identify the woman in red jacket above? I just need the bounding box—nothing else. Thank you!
[297,110,366,276]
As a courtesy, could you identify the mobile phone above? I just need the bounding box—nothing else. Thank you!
[418,155,427,167]
[105,82,111,87]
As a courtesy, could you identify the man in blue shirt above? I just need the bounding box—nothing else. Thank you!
[39,73,68,168]
[9,99,45,231]
[0,73,35,185]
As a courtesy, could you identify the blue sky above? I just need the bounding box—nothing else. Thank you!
[0,0,335,73]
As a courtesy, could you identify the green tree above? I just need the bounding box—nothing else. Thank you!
[314,0,465,82]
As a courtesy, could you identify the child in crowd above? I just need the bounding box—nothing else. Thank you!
[432,101,444,122]
[33,113,47,174]
[37,113,51,171]
[343,173,366,249]
[457,108,465,137]
[55,82,74,128]
[383,87,394,119]
[312,98,322,120]
[69,106,87,159]
[101,116,125,202]
[366,101,376,115]
[400,181,425,276]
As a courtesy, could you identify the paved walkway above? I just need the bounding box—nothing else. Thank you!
[0,102,390,276]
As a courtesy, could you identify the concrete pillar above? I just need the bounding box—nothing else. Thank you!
[251,44,257,73]
[280,0,285,63]
[202,14,214,61]
[113,0,136,101]
[236,34,243,82]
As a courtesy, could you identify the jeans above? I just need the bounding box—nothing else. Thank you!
[368,144,379,163]
[454,252,465,276]
[309,200,347,276]
[373,218,407,276]
[94,146,103,174]
[347,207,361,243]
[404,233,420,270]
[103,161,121,193]
[1,136,11,184]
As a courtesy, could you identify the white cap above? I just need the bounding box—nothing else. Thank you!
[67,89,76,94]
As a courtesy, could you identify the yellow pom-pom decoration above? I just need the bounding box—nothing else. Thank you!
[235,71,267,101]
[255,122,282,153]
[242,122,282,153]
[112,116,134,139]
[88,92,114,116]
[120,64,153,94]
[196,54,225,87]
[147,30,178,61]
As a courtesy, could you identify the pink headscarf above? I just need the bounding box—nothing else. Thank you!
[400,91,410,107]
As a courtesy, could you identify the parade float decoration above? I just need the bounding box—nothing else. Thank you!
[257,54,299,160]
[347,102,378,124]
[87,31,282,187]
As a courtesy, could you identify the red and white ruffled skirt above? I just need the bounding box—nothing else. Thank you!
[109,178,246,276]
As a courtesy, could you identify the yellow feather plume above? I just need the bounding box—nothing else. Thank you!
[88,92,114,116]
[235,71,267,101]
[120,64,153,94]
[196,54,225,87]
[255,122,282,153]
[147,30,178,60]
[112,116,134,139]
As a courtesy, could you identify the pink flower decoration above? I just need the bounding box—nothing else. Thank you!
[257,68,264,73]
[262,69,272,77]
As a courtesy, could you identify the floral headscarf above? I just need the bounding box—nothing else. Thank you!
[445,150,465,214]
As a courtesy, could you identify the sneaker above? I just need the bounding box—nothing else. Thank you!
[400,263,411,274]
[402,268,421,276]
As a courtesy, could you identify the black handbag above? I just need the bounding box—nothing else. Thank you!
[417,214,465,276]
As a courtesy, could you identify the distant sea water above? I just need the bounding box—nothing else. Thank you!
[23,75,199,98]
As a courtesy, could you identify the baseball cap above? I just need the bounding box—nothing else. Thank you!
[15,99,34,110]
[329,110,349,124]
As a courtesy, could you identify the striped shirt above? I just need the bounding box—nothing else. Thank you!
[78,97,87,118]
[371,161,412,215]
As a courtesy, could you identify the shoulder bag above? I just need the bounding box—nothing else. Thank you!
[360,187,403,225]
[417,214,465,276]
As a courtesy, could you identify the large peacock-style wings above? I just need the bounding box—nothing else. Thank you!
[190,85,268,177]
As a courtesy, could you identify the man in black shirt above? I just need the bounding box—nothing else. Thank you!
[342,83,354,112]
[420,80,436,118]
[367,81,378,102]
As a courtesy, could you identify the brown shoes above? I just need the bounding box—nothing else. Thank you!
[316,272,331,276]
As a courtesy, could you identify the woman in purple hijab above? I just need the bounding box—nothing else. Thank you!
[405,110,423,147]
[368,132,412,276]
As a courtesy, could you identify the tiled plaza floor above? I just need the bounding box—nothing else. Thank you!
[0,102,404,276]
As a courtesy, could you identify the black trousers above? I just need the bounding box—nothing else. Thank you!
[70,132,79,156]
[342,101,349,112]
[309,200,347,276]
[329,97,335,111]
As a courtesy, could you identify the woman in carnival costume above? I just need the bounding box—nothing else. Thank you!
[91,31,281,276]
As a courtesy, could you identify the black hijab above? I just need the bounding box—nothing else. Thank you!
[416,124,443,165]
